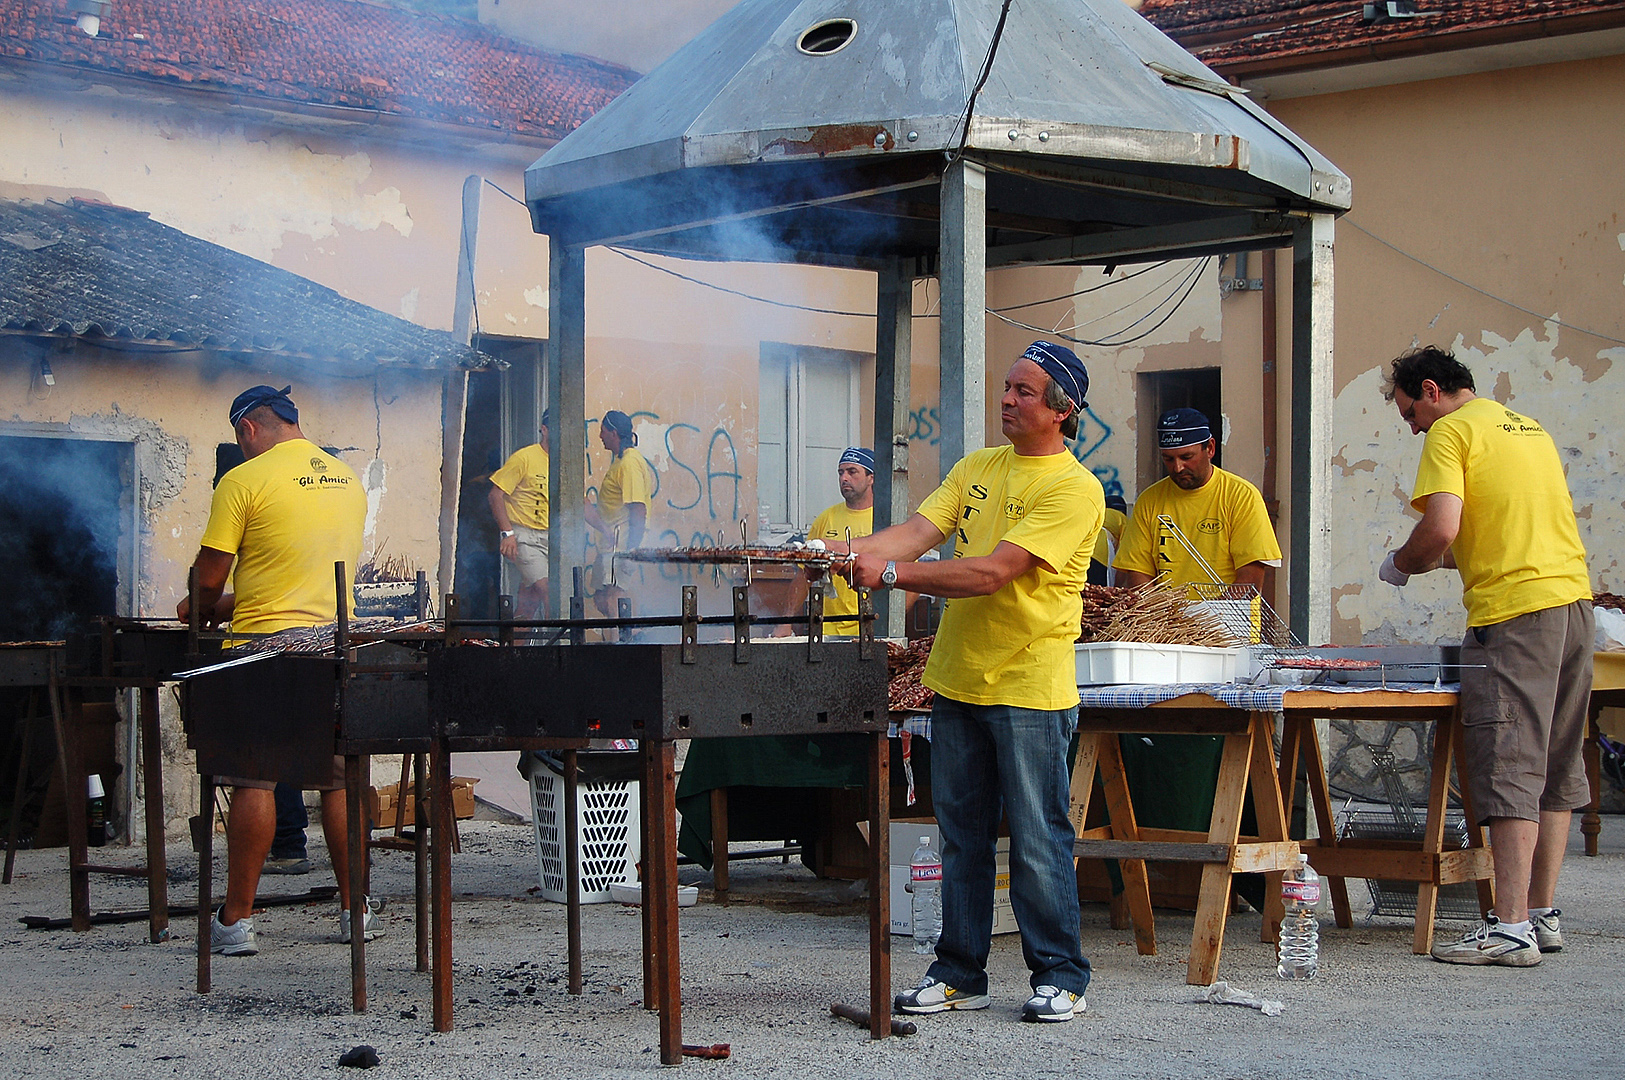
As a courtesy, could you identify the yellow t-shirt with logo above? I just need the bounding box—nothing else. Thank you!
[1091,505,1128,566]
[1113,467,1280,591]
[597,446,655,546]
[490,444,549,531]
[1411,397,1590,626]
[916,446,1103,711]
[808,502,874,635]
[200,439,367,635]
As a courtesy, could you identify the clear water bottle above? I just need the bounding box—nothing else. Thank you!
[1277,853,1320,979]
[907,836,942,955]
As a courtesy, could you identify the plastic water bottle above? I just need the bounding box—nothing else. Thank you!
[907,836,942,955]
[1277,853,1320,979]
[86,774,108,848]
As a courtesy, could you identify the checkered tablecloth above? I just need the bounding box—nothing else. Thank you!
[889,680,1458,740]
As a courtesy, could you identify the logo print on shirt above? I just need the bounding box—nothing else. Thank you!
[1004,498,1025,520]
[310,457,328,472]
[1198,518,1222,535]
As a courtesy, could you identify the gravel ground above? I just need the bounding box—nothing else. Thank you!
[1,819,1622,1079]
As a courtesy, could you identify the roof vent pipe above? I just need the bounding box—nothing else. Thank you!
[68,0,111,37]
[797,19,857,56]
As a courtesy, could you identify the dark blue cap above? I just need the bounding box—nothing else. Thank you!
[839,447,875,473]
[1021,341,1089,412]
[229,385,298,427]
[1158,407,1212,449]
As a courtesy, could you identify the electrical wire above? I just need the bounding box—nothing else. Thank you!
[1346,217,1625,348]
[1050,260,1200,336]
[990,262,1170,313]
[610,248,876,317]
[947,0,1016,163]
[991,257,1212,347]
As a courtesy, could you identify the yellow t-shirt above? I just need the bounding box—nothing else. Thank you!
[1113,467,1281,592]
[598,446,655,546]
[1091,506,1128,565]
[1411,397,1591,626]
[490,444,549,531]
[200,439,367,635]
[916,446,1103,711]
[808,502,874,635]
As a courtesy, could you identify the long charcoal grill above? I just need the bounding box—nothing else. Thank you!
[180,572,892,1061]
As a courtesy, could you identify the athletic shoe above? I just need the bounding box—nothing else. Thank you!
[210,911,258,956]
[894,976,990,1014]
[339,898,385,944]
[262,857,311,875]
[1021,985,1087,1023]
[1531,909,1563,953]
[1430,916,1540,966]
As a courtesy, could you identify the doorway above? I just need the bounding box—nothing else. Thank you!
[1135,368,1221,496]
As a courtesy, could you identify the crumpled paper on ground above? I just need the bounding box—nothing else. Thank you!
[1200,980,1284,1016]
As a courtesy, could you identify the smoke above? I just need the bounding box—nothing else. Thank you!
[0,436,125,640]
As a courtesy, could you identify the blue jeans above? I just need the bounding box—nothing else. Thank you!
[271,782,308,860]
[925,696,1091,997]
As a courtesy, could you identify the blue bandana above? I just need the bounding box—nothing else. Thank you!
[229,385,298,427]
[839,447,875,474]
[1157,407,1213,449]
[1021,341,1089,412]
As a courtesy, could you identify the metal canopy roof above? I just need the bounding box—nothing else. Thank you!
[525,0,1350,267]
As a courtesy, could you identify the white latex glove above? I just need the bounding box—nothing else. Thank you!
[1379,551,1411,587]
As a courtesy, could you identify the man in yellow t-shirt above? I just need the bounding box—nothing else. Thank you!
[175,385,375,957]
[838,341,1101,1024]
[586,409,656,617]
[489,409,551,618]
[1113,408,1281,595]
[805,447,876,635]
[1088,493,1128,585]
[1379,346,1593,967]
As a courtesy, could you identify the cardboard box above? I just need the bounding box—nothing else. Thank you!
[369,775,478,828]
[889,818,1018,938]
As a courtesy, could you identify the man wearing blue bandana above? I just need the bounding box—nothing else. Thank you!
[805,447,876,635]
[1113,407,1280,593]
[835,340,1102,1024]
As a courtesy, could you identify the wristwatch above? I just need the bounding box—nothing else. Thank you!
[879,561,897,588]
[499,530,515,540]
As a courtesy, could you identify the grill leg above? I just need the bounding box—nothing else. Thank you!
[139,686,169,943]
[196,776,214,994]
[430,740,454,1032]
[564,748,583,995]
[649,739,682,1066]
[52,686,92,933]
[413,753,429,973]
[3,689,39,885]
[346,754,367,1013]
[640,741,658,1012]
[867,731,892,1041]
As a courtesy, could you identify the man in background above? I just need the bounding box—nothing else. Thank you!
[805,447,875,635]
[488,409,551,619]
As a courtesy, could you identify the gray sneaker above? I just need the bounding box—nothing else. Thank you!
[894,976,990,1014]
[210,911,258,956]
[1021,985,1087,1023]
[1430,916,1540,966]
[262,856,311,875]
[1531,909,1563,953]
[339,898,385,944]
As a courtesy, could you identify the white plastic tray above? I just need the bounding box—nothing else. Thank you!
[1075,641,1242,685]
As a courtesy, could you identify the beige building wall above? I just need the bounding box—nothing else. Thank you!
[1269,51,1625,645]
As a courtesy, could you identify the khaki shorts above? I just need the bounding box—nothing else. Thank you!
[1458,599,1594,824]
[512,524,549,584]
[220,755,347,793]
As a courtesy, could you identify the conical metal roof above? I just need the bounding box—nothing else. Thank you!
[525,0,1350,266]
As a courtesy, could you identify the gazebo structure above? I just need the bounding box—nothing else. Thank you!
[524,0,1350,640]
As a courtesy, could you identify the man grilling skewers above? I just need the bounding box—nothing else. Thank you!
[488,408,551,620]
[176,385,380,956]
[1112,408,1280,595]
[799,447,876,636]
[832,341,1102,1024]
[1380,346,1593,967]
[586,409,656,618]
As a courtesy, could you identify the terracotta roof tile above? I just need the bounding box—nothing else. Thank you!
[0,0,638,141]
[1140,0,1625,75]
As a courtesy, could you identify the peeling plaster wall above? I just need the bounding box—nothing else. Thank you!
[1271,51,1625,647]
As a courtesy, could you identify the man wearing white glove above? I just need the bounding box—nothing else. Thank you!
[1382,346,1593,969]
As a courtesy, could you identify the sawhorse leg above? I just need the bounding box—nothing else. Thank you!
[1249,712,1291,944]
[1188,724,1253,986]
[1096,734,1156,956]
[1413,713,1457,955]
[1281,715,1352,928]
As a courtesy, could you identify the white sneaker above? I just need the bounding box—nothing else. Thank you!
[1021,985,1086,1023]
[210,911,258,956]
[894,975,990,1014]
[1531,909,1563,953]
[1430,916,1540,967]
[339,898,385,944]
